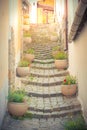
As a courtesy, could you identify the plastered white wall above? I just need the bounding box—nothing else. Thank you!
[68,24,87,122]
[0,0,9,128]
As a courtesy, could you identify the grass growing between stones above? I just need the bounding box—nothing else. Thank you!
[11,112,33,120]
[64,115,87,130]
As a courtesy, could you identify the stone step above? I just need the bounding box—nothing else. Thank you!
[28,96,81,111]
[28,107,81,119]
[34,51,52,54]
[34,59,54,64]
[35,56,52,59]
[25,84,61,97]
[29,68,68,77]
[21,76,65,86]
[34,47,52,50]
[35,56,52,58]
[28,74,67,78]
[33,43,58,47]
[35,55,52,58]
[34,53,52,55]
[23,42,58,52]
[31,62,55,69]
[32,35,49,38]
[29,103,81,113]
[34,53,52,56]
[28,92,62,98]
[35,57,52,60]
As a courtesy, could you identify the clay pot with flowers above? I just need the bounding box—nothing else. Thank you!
[16,60,31,77]
[23,31,32,43]
[52,45,62,57]
[53,51,68,70]
[8,89,28,116]
[61,75,77,96]
[24,48,35,62]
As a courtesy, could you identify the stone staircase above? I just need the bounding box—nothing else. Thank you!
[23,23,59,60]
[19,23,82,119]
[19,59,81,119]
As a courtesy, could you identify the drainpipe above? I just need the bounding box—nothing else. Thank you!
[65,0,68,50]
[54,0,56,22]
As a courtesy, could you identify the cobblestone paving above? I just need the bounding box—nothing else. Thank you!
[1,23,82,129]
[15,59,81,118]
[1,113,81,130]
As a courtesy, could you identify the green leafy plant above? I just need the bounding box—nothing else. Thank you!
[18,60,30,67]
[64,116,87,130]
[63,75,76,85]
[24,48,34,54]
[8,89,26,103]
[52,46,62,51]
[23,32,31,37]
[12,112,33,120]
[29,75,34,81]
[51,32,58,36]
[53,51,67,60]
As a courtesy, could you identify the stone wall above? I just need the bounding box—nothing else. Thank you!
[8,27,16,88]
[9,0,22,88]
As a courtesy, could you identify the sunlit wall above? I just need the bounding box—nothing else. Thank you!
[0,0,9,127]
[55,0,64,23]
[9,0,22,66]
[68,0,87,123]
[29,0,37,23]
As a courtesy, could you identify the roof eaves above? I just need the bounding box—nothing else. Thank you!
[69,0,87,43]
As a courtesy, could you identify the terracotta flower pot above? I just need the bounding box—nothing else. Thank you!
[16,67,30,77]
[24,54,35,62]
[23,37,32,43]
[23,25,30,31]
[61,84,77,96]
[8,102,28,116]
[50,36,58,42]
[55,59,68,69]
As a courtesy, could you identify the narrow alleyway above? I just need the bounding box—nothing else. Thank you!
[1,24,82,130]
[1,0,87,129]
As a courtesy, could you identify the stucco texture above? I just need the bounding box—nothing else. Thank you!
[0,0,9,128]
[68,24,87,122]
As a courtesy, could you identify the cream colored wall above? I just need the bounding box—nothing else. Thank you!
[68,0,78,33]
[29,0,37,23]
[39,0,54,6]
[55,0,64,22]
[68,0,87,122]
[68,24,87,122]
[0,0,9,127]
[9,0,22,66]
[37,8,43,23]
[0,0,23,127]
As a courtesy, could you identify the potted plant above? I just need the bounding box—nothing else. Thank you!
[50,32,58,42]
[53,51,68,69]
[23,31,32,43]
[61,75,77,96]
[8,89,28,116]
[24,48,35,62]
[52,45,62,57]
[23,14,29,19]
[16,60,30,77]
